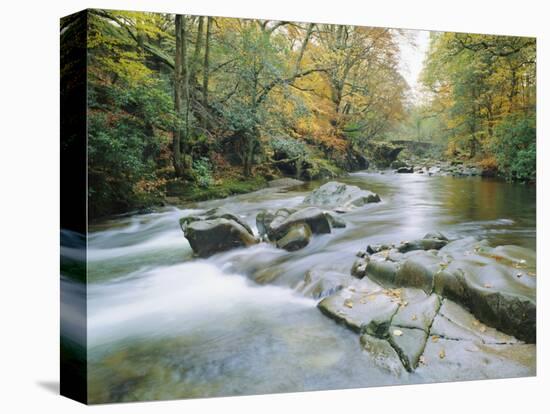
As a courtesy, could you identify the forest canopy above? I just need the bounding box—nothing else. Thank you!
[60,10,536,219]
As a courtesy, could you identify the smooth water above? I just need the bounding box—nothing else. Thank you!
[81,173,536,403]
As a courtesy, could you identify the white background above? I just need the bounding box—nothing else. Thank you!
[0,0,547,412]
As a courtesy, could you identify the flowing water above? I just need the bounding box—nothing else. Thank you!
[64,172,536,403]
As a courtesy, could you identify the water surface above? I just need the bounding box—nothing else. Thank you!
[80,173,536,402]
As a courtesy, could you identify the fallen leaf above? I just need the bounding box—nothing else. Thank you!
[344,299,353,308]
[439,349,446,359]
[479,325,487,333]
[393,329,403,337]
[411,314,417,321]
[431,335,439,343]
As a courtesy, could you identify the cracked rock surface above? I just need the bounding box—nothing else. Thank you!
[311,232,536,375]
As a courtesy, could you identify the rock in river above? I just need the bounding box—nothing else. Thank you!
[316,232,536,375]
[303,181,380,210]
[350,235,536,343]
[256,206,340,251]
[276,223,312,252]
[180,208,258,257]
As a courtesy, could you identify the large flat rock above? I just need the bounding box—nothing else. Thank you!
[317,285,399,333]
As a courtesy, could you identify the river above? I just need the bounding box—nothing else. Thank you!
[68,172,536,403]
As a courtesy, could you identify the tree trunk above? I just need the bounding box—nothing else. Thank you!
[202,17,212,130]
[173,15,192,178]
[173,15,185,177]
[189,17,204,88]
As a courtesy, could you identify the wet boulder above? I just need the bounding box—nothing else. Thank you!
[423,231,449,241]
[433,258,536,343]
[256,207,339,251]
[351,257,369,278]
[325,212,347,229]
[275,223,312,252]
[183,218,258,258]
[395,251,442,293]
[431,299,519,344]
[180,207,254,236]
[396,238,448,253]
[396,166,413,173]
[267,207,332,240]
[203,207,254,234]
[256,209,277,238]
[303,181,380,210]
[353,235,536,343]
[366,243,393,254]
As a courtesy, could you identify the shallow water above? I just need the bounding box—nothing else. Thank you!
[74,173,536,402]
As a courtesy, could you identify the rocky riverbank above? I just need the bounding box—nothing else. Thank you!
[178,180,536,377]
[313,233,535,374]
[389,155,493,178]
[180,181,381,256]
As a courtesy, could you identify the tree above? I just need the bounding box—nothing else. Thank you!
[420,32,535,174]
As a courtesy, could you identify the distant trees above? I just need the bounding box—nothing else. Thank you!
[75,9,536,218]
[419,32,536,180]
[81,9,410,217]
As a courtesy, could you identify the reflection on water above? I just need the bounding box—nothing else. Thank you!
[79,173,536,402]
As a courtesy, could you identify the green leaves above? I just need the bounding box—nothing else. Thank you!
[420,32,536,177]
[492,113,536,182]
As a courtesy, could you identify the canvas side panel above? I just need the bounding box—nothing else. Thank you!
[60,9,88,405]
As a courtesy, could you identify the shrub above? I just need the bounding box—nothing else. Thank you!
[192,157,213,188]
[270,136,309,160]
[492,113,536,182]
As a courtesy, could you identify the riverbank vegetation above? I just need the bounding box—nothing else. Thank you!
[416,33,536,181]
[61,10,536,219]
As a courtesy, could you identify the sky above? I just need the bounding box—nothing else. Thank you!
[397,29,431,99]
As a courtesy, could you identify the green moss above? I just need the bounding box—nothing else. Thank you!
[167,176,268,202]
[304,157,343,180]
